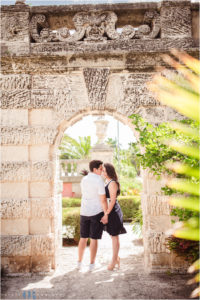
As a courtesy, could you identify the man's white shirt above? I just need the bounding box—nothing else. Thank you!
[80,172,106,216]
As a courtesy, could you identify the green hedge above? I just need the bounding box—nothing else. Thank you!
[62,207,80,244]
[118,196,140,221]
[62,197,81,208]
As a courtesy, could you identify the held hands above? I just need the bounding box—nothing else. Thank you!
[100,214,108,224]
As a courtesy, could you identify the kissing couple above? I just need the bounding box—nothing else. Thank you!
[77,160,126,272]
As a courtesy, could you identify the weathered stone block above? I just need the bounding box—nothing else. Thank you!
[0,161,53,181]
[1,126,58,145]
[1,146,28,162]
[1,235,31,256]
[1,109,28,126]
[30,145,50,161]
[150,253,171,266]
[29,109,54,126]
[160,2,192,38]
[142,194,171,216]
[30,218,51,235]
[1,256,31,273]
[31,255,52,273]
[1,219,29,235]
[30,182,52,197]
[145,232,170,254]
[1,198,30,219]
[1,182,28,198]
[146,215,171,231]
[31,198,54,218]
[31,234,54,256]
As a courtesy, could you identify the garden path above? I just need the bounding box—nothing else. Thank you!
[1,224,194,299]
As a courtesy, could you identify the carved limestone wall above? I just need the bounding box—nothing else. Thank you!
[0,0,198,275]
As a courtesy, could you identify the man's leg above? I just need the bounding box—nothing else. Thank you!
[78,237,88,262]
[90,239,98,264]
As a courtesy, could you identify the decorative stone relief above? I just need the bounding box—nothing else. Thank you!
[30,10,160,43]
[0,162,53,181]
[1,236,32,256]
[1,12,29,42]
[1,199,30,219]
[31,235,54,256]
[1,126,58,145]
[83,68,110,110]
[135,11,160,39]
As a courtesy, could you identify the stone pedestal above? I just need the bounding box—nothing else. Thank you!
[90,143,114,164]
[90,117,114,163]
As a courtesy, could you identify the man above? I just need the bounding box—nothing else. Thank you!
[77,160,108,271]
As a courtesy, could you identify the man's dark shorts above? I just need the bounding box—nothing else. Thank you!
[80,212,104,239]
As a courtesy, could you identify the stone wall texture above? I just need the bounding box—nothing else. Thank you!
[0,0,199,275]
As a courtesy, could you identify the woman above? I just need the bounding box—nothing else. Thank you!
[102,163,127,271]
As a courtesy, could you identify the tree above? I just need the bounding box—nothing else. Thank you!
[59,134,91,159]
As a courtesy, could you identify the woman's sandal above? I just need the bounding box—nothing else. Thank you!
[107,257,120,271]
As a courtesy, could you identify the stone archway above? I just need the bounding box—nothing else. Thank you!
[1,0,199,274]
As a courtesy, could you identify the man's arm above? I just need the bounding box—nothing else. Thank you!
[100,194,108,224]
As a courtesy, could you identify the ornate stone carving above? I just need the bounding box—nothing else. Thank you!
[1,199,30,219]
[83,68,110,110]
[135,11,160,39]
[1,12,29,42]
[30,11,136,43]
[1,126,58,145]
[29,10,161,44]
[1,236,32,256]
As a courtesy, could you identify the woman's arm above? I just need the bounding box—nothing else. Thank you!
[105,181,118,215]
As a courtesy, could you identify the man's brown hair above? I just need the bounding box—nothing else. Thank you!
[89,160,103,172]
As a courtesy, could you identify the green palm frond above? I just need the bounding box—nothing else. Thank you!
[148,50,200,298]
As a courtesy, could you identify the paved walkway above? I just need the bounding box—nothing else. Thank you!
[1,224,194,299]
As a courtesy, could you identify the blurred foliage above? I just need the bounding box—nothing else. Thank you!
[59,134,91,159]
[166,236,199,264]
[147,49,200,298]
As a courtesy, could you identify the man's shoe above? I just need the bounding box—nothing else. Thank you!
[76,261,82,270]
[88,263,95,272]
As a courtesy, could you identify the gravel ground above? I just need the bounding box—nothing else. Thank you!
[1,224,195,300]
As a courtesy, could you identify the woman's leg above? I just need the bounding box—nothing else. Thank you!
[111,235,120,263]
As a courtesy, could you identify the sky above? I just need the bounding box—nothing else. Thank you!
[65,115,136,149]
